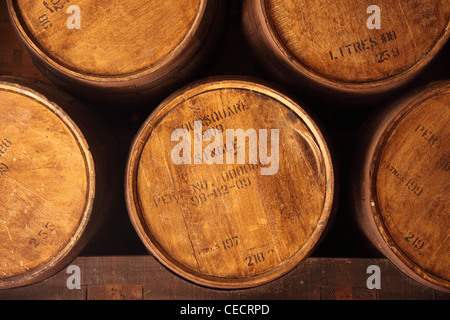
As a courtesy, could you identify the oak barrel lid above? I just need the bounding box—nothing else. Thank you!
[125,77,335,288]
[0,78,95,289]
[7,0,209,85]
[249,0,449,93]
[365,81,449,292]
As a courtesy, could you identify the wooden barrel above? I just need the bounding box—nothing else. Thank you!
[0,1,47,81]
[6,0,226,106]
[125,77,336,289]
[351,80,450,293]
[0,76,117,289]
[242,0,450,102]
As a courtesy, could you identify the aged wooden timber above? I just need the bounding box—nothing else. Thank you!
[0,256,449,300]
[0,1,47,81]
[125,77,336,289]
[0,76,118,289]
[351,80,450,293]
[242,0,450,102]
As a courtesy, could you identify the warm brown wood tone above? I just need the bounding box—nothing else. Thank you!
[87,284,143,300]
[126,77,336,289]
[0,76,117,290]
[242,0,450,101]
[0,1,47,81]
[6,0,226,106]
[352,80,450,293]
[0,256,448,300]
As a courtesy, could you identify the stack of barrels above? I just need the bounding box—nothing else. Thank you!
[0,0,448,293]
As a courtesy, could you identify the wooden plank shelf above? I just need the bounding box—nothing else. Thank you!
[0,256,448,300]
[1,0,448,304]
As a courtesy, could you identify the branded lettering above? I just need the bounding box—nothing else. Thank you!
[171,121,279,176]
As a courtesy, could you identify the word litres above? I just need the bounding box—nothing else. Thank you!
[197,236,239,256]
[328,29,398,64]
[383,162,424,197]
[171,121,279,176]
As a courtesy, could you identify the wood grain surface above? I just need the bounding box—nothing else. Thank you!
[0,77,119,290]
[242,0,450,100]
[0,0,448,299]
[352,80,450,293]
[126,77,336,288]
[6,0,226,105]
[0,77,94,289]
[1,256,448,300]
[0,1,47,81]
